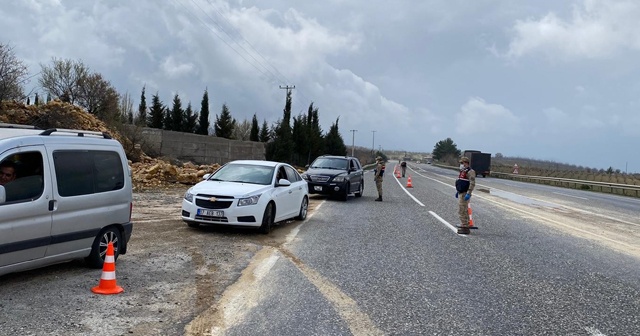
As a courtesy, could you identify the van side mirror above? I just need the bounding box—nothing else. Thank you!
[0,185,5,203]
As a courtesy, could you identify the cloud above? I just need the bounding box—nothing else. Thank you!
[505,0,640,60]
[160,56,195,78]
[455,97,520,135]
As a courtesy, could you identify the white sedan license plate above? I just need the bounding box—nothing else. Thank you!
[314,186,323,191]
[197,209,224,217]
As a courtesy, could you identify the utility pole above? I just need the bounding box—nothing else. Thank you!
[350,129,357,157]
[371,130,376,157]
[279,85,295,97]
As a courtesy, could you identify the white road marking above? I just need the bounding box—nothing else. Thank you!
[393,172,425,206]
[553,191,589,200]
[411,170,639,227]
[585,326,607,336]
[429,210,465,236]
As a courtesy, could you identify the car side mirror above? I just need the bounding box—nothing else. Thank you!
[0,185,5,203]
[277,179,291,187]
[203,173,211,180]
[305,164,310,168]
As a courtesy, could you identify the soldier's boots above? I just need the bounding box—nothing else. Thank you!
[375,197,383,202]
[457,226,470,235]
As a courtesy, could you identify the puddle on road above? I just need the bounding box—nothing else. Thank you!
[486,188,562,210]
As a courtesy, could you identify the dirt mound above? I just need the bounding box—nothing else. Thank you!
[1,100,220,190]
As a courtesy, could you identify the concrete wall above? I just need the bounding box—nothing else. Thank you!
[127,126,265,165]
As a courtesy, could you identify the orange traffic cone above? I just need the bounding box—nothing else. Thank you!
[91,242,124,295]
[468,203,477,229]
[406,175,413,188]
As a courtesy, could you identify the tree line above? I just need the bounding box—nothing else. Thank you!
[0,42,349,166]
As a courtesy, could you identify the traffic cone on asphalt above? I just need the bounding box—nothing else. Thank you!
[91,242,124,295]
[406,175,413,188]
[468,203,477,229]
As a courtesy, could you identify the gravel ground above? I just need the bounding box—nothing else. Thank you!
[0,186,322,336]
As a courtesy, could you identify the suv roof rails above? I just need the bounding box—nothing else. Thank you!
[0,123,40,130]
[40,128,113,139]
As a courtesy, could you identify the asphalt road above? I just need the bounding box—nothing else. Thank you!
[1,164,639,335]
[216,163,640,336]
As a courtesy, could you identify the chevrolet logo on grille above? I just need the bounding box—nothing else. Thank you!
[209,197,217,202]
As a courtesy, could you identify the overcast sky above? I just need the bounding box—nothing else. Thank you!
[2,0,639,172]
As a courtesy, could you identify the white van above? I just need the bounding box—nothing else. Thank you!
[0,123,133,277]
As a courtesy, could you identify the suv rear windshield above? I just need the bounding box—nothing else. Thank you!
[310,158,348,170]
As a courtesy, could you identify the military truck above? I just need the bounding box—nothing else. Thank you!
[462,150,491,177]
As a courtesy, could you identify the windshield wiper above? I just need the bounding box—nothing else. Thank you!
[208,178,224,181]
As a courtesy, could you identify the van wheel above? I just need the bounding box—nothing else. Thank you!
[86,227,122,269]
[259,202,274,234]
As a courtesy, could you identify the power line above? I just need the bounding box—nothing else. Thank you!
[173,0,280,85]
[175,0,316,110]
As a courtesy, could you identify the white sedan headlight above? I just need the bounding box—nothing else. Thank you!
[238,194,261,206]
[184,189,194,202]
[332,174,347,182]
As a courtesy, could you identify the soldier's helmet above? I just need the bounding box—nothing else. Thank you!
[459,157,470,163]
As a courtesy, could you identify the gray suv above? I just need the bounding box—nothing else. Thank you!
[301,155,364,201]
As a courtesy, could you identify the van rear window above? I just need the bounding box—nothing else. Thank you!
[53,150,125,197]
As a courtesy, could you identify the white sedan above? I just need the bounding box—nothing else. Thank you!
[181,160,309,233]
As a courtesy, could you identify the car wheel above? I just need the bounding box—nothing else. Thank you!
[186,221,200,228]
[85,226,122,269]
[296,196,309,220]
[259,202,274,234]
[355,180,364,198]
[339,183,349,201]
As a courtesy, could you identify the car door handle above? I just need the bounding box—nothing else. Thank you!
[48,200,56,211]
[288,190,293,194]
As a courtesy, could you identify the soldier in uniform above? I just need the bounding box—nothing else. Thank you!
[455,156,476,234]
[374,156,385,201]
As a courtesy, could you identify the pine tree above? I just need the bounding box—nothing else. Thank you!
[148,92,164,129]
[163,107,172,130]
[250,113,260,141]
[26,97,30,105]
[196,89,210,135]
[259,119,270,142]
[183,102,198,133]
[324,117,347,155]
[432,137,460,161]
[136,85,147,126]
[169,94,184,131]
[34,93,39,106]
[214,103,236,139]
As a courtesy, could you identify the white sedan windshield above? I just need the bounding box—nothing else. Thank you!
[209,164,275,185]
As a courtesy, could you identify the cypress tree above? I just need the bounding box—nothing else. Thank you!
[136,85,147,126]
[250,113,259,141]
[196,89,210,135]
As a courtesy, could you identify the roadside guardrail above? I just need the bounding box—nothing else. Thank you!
[490,172,640,198]
[432,163,640,198]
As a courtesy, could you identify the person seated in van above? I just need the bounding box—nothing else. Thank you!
[0,161,17,185]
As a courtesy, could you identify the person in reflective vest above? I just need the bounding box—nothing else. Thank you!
[455,156,476,234]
